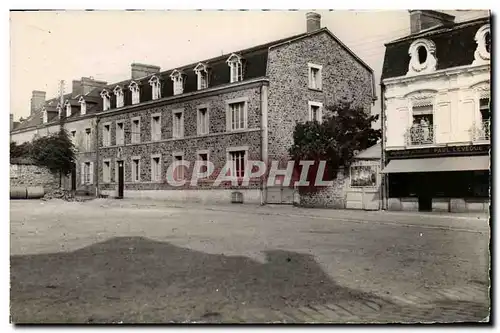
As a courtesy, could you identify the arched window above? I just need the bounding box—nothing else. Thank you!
[226,53,244,83]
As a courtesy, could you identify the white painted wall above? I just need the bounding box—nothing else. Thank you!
[383,64,490,150]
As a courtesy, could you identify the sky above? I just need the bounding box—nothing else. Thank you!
[10,10,489,127]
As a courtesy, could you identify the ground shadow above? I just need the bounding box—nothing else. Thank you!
[11,236,388,323]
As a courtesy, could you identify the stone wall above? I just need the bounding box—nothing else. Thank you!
[297,168,348,208]
[10,163,61,192]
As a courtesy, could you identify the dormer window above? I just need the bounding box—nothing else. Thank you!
[149,76,161,100]
[129,81,140,105]
[42,108,48,124]
[65,101,71,117]
[407,39,437,75]
[194,63,209,90]
[100,90,111,111]
[57,105,62,119]
[170,70,185,95]
[78,96,87,115]
[114,86,124,108]
[226,53,243,83]
[473,24,491,66]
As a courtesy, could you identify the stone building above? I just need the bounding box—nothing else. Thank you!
[10,12,376,204]
[381,11,491,212]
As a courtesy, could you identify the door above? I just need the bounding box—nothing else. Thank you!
[118,161,124,199]
[71,163,76,191]
[417,173,432,211]
[266,186,295,204]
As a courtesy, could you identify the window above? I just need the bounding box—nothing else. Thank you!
[197,151,209,175]
[151,155,162,182]
[409,104,434,145]
[229,150,246,178]
[197,106,209,135]
[173,153,185,181]
[65,102,72,117]
[308,63,322,90]
[226,98,247,131]
[407,39,437,75]
[129,81,140,105]
[116,122,124,145]
[172,109,184,138]
[170,70,185,95]
[226,53,243,83]
[42,109,48,124]
[194,63,209,90]
[115,160,123,183]
[57,105,62,119]
[480,98,490,122]
[84,128,92,151]
[114,86,124,108]
[101,90,111,111]
[78,97,86,115]
[473,24,491,65]
[103,124,111,147]
[308,101,323,122]
[70,130,76,143]
[81,161,93,185]
[131,157,140,182]
[149,76,161,100]
[103,160,111,183]
[151,114,161,141]
[131,118,141,144]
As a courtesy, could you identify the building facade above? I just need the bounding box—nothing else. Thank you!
[381,11,491,212]
[10,12,376,204]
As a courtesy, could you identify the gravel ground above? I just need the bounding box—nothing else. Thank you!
[10,199,491,323]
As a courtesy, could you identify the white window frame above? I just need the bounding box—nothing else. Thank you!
[65,101,72,117]
[197,104,210,135]
[308,101,323,123]
[226,53,243,83]
[172,152,185,181]
[116,121,125,145]
[102,122,111,147]
[131,116,141,144]
[81,161,93,185]
[151,153,162,182]
[149,75,161,100]
[308,63,323,90]
[407,39,437,75]
[194,63,209,90]
[196,149,210,178]
[84,128,92,151]
[114,86,124,108]
[78,97,86,115]
[473,24,491,65]
[131,156,141,183]
[172,108,184,138]
[226,146,249,179]
[129,81,140,105]
[151,113,162,141]
[100,90,111,111]
[70,129,77,144]
[41,108,48,124]
[170,70,185,95]
[226,97,248,131]
[103,159,111,183]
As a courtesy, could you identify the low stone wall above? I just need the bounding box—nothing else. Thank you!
[297,169,348,209]
[10,163,61,192]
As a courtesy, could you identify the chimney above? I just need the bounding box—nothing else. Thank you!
[409,10,455,34]
[306,12,321,33]
[80,77,108,95]
[30,90,46,116]
[131,63,161,80]
[72,80,83,97]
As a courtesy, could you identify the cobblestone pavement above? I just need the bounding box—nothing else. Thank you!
[10,199,491,324]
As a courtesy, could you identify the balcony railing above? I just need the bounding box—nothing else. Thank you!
[405,124,435,146]
[470,120,490,142]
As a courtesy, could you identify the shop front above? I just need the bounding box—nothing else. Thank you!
[383,144,490,213]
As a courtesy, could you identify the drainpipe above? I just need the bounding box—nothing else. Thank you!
[380,82,387,210]
[95,117,100,198]
[260,83,269,205]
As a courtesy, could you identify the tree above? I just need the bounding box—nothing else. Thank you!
[29,127,76,186]
[289,99,381,192]
[10,141,32,159]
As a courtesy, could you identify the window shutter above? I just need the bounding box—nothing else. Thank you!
[89,162,94,185]
[81,163,85,184]
[318,69,323,90]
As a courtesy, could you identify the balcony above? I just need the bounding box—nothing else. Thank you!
[405,124,435,146]
[470,120,490,142]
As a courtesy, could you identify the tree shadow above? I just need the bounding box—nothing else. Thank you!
[11,236,387,323]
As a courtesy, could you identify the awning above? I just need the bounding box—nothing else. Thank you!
[382,155,490,173]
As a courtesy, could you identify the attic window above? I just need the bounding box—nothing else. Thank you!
[65,101,72,117]
[129,81,140,104]
[114,86,124,108]
[78,97,87,115]
[42,108,48,124]
[407,39,437,75]
[194,63,209,90]
[226,53,243,83]
[149,76,161,100]
[170,70,185,95]
[57,105,62,119]
[473,24,491,65]
[100,90,111,111]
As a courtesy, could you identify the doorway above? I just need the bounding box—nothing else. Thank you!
[71,163,76,191]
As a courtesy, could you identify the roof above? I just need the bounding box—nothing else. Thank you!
[382,16,490,80]
[354,142,381,160]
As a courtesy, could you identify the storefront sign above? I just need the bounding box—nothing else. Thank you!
[387,144,490,160]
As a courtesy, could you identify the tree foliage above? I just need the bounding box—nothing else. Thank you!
[10,141,32,159]
[289,100,381,192]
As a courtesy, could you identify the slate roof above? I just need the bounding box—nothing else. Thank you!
[381,16,490,80]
